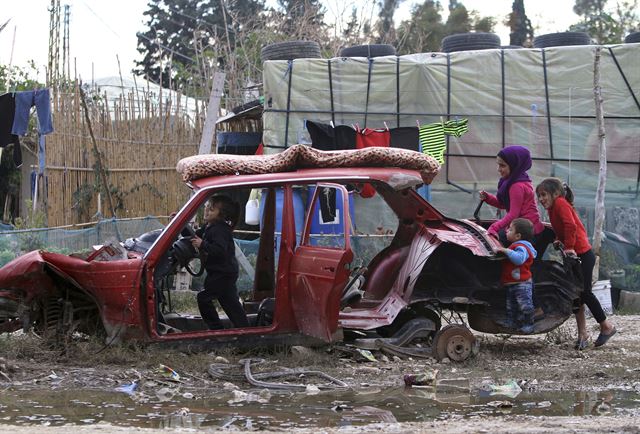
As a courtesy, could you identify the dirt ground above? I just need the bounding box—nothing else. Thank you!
[0,313,639,433]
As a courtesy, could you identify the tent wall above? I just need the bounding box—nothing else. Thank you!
[262,43,640,242]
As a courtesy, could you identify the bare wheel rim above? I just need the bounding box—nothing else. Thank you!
[433,324,477,362]
[446,334,472,361]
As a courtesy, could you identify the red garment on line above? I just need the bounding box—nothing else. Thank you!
[355,128,390,198]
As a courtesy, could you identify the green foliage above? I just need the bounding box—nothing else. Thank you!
[570,0,640,43]
[135,0,266,92]
[505,0,534,46]
[0,62,42,94]
[0,250,16,267]
[397,1,445,53]
[13,200,47,252]
[396,0,496,54]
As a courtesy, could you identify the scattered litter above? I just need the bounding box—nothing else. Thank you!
[156,387,176,402]
[291,346,316,358]
[115,381,139,395]
[228,389,271,404]
[182,392,194,399]
[487,400,513,408]
[223,382,239,391]
[331,404,352,412]
[482,380,522,399]
[537,401,552,408]
[158,364,181,382]
[214,356,230,364]
[306,385,320,394]
[356,349,377,362]
[403,369,439,387]
[174,407,190,416]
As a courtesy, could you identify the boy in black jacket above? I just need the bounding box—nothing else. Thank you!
[191,195,249,329]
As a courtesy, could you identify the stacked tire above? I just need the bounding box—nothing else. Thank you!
[624,32,640,43]
[260,41,322,62]
[338,44,396,58]
[533,32,591,48]
[441,33,501,52]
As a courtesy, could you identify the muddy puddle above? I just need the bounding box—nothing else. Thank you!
[0,385,639,430]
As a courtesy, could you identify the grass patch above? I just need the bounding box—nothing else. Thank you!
[167,290,199,314]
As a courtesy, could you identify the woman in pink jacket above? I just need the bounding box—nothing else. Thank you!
[480,145,545,250]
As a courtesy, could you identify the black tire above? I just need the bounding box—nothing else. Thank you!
[624,32,640,43]
[441,32,501,52]
[533,32,591,48]
[260,40,322,62]
[339,44,396,58]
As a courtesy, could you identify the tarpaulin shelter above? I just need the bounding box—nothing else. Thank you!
[261,43,640,241]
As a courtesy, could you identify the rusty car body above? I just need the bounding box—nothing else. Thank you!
[0,150,582,360]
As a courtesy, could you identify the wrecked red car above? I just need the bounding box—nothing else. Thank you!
[0,146,581,361]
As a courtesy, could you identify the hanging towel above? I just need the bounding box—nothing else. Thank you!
[11,89,54,136]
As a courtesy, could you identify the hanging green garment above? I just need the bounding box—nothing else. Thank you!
[419,118,469,164]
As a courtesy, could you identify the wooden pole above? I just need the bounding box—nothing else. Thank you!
[198,72,226,155]
[592,46,607,281]
[79,87,117,219]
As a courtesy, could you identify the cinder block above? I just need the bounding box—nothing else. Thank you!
[619,289,640,312]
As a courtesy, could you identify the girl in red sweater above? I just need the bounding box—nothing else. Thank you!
[536,178,616,350]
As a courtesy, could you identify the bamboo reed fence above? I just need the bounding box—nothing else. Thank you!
[43,82,205,226]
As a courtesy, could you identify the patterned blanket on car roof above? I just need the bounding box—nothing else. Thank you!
[176,144,440,184]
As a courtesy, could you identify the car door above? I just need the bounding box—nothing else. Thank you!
[289,183,354,342]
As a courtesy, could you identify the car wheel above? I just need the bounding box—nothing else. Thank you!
[624,32,640,43]
[376,304,441,338]
[260,40,322,62]
[533,32,591,48]
[432,324,478,362]
[441,32,501,52]
[339,44,396,58]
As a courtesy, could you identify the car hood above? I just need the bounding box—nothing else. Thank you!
[0,250,85,301]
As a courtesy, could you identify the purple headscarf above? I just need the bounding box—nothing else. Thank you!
[496,145,532,210]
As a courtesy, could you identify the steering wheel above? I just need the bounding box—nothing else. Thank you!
[170,224,205,277]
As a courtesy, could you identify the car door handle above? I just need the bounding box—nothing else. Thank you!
[323,266,335,272]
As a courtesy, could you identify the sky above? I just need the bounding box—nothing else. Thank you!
[0,0,581,84]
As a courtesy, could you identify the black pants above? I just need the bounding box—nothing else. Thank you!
[578,249,607,323]
[197,274,249,330]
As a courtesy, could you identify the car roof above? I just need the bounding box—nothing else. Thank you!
[188,167,426,191]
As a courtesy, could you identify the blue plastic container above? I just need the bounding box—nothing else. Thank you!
[260,187,306,241]
[307,186,355,247]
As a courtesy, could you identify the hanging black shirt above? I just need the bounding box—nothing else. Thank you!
[0,93,22,167]
[390,126,420,151]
